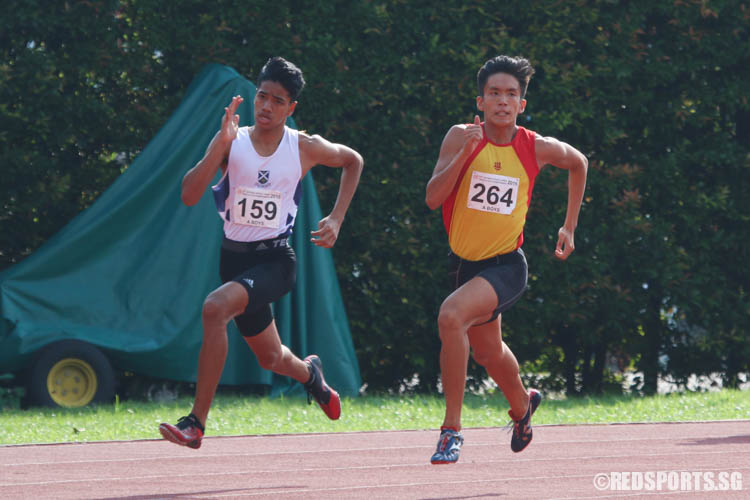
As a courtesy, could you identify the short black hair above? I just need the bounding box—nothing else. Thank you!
[257,57,306,101]
[477,55,535,99]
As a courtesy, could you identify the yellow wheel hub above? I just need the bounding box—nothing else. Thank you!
[47,358,98,407]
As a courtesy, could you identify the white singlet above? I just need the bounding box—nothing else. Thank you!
[212,126,302,242]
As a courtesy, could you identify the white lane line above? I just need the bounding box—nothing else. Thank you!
[1,451,748,488]
[2,434,749,467]
[186,466,750,498]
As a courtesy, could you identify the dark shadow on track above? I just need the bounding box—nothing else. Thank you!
[679,435,750,446]
[95,485,308,500]
[419,494,507,499]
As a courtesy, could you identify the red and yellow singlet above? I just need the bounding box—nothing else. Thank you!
[442,125,539,261]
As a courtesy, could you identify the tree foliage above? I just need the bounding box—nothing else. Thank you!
[2,0,748,394]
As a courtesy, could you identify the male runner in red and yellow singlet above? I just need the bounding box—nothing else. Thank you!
[425,55,588,464]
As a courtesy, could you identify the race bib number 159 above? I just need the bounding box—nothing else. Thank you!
[233,186,282,228]
[467,171,519,215]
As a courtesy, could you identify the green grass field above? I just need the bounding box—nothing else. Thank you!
[1,389,748,446]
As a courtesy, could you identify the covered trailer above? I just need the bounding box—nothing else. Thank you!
[0,64,361,407]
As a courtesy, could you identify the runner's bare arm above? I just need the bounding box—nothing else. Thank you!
[425,116,483,210]
[300,134,364,248]
[535,135,588,260]
[181,96,243,206]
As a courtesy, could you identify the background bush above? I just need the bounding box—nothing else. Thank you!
[2,0,748,394]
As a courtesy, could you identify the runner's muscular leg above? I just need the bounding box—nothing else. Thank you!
[468,319,529,419]
[243,322,309,382]
[437,276,497,430]
[191,281,248,426]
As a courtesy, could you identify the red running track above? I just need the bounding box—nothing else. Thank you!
[1,421,749,499]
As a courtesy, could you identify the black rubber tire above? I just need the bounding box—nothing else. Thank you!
[25,340,116,408]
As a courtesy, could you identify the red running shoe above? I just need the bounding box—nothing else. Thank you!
[303,355,341,420]
[159,413,204,449]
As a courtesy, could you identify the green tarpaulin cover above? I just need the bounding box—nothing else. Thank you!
[0,64,361,397]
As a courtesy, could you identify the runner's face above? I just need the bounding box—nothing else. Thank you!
[254,80,296,129]
[477,72,526,128]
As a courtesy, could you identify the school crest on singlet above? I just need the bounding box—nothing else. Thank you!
[212,126,303,242]
[442,125,539,261]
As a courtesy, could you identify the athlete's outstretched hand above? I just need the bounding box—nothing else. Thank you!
[555,226,575,260]
[463,115,483,152]
[220,95,243,144]
[311,216,341,248]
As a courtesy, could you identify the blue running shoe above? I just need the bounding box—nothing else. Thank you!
[430,427,464,464]
[509,389,542,453]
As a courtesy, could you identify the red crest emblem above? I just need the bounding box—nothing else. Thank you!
[493,161,502,172]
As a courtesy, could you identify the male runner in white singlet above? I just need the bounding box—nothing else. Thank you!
[159,57,363,448]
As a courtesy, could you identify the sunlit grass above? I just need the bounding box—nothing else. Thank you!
[1,389,748,445]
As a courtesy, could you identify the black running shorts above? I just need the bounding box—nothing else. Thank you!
[219,236,296,337]
[449,248,528,323]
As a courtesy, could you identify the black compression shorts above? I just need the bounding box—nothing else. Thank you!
[219,236,296,337]
[449,248,528,323]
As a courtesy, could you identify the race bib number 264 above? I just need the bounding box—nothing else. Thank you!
[467,171,519,215]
